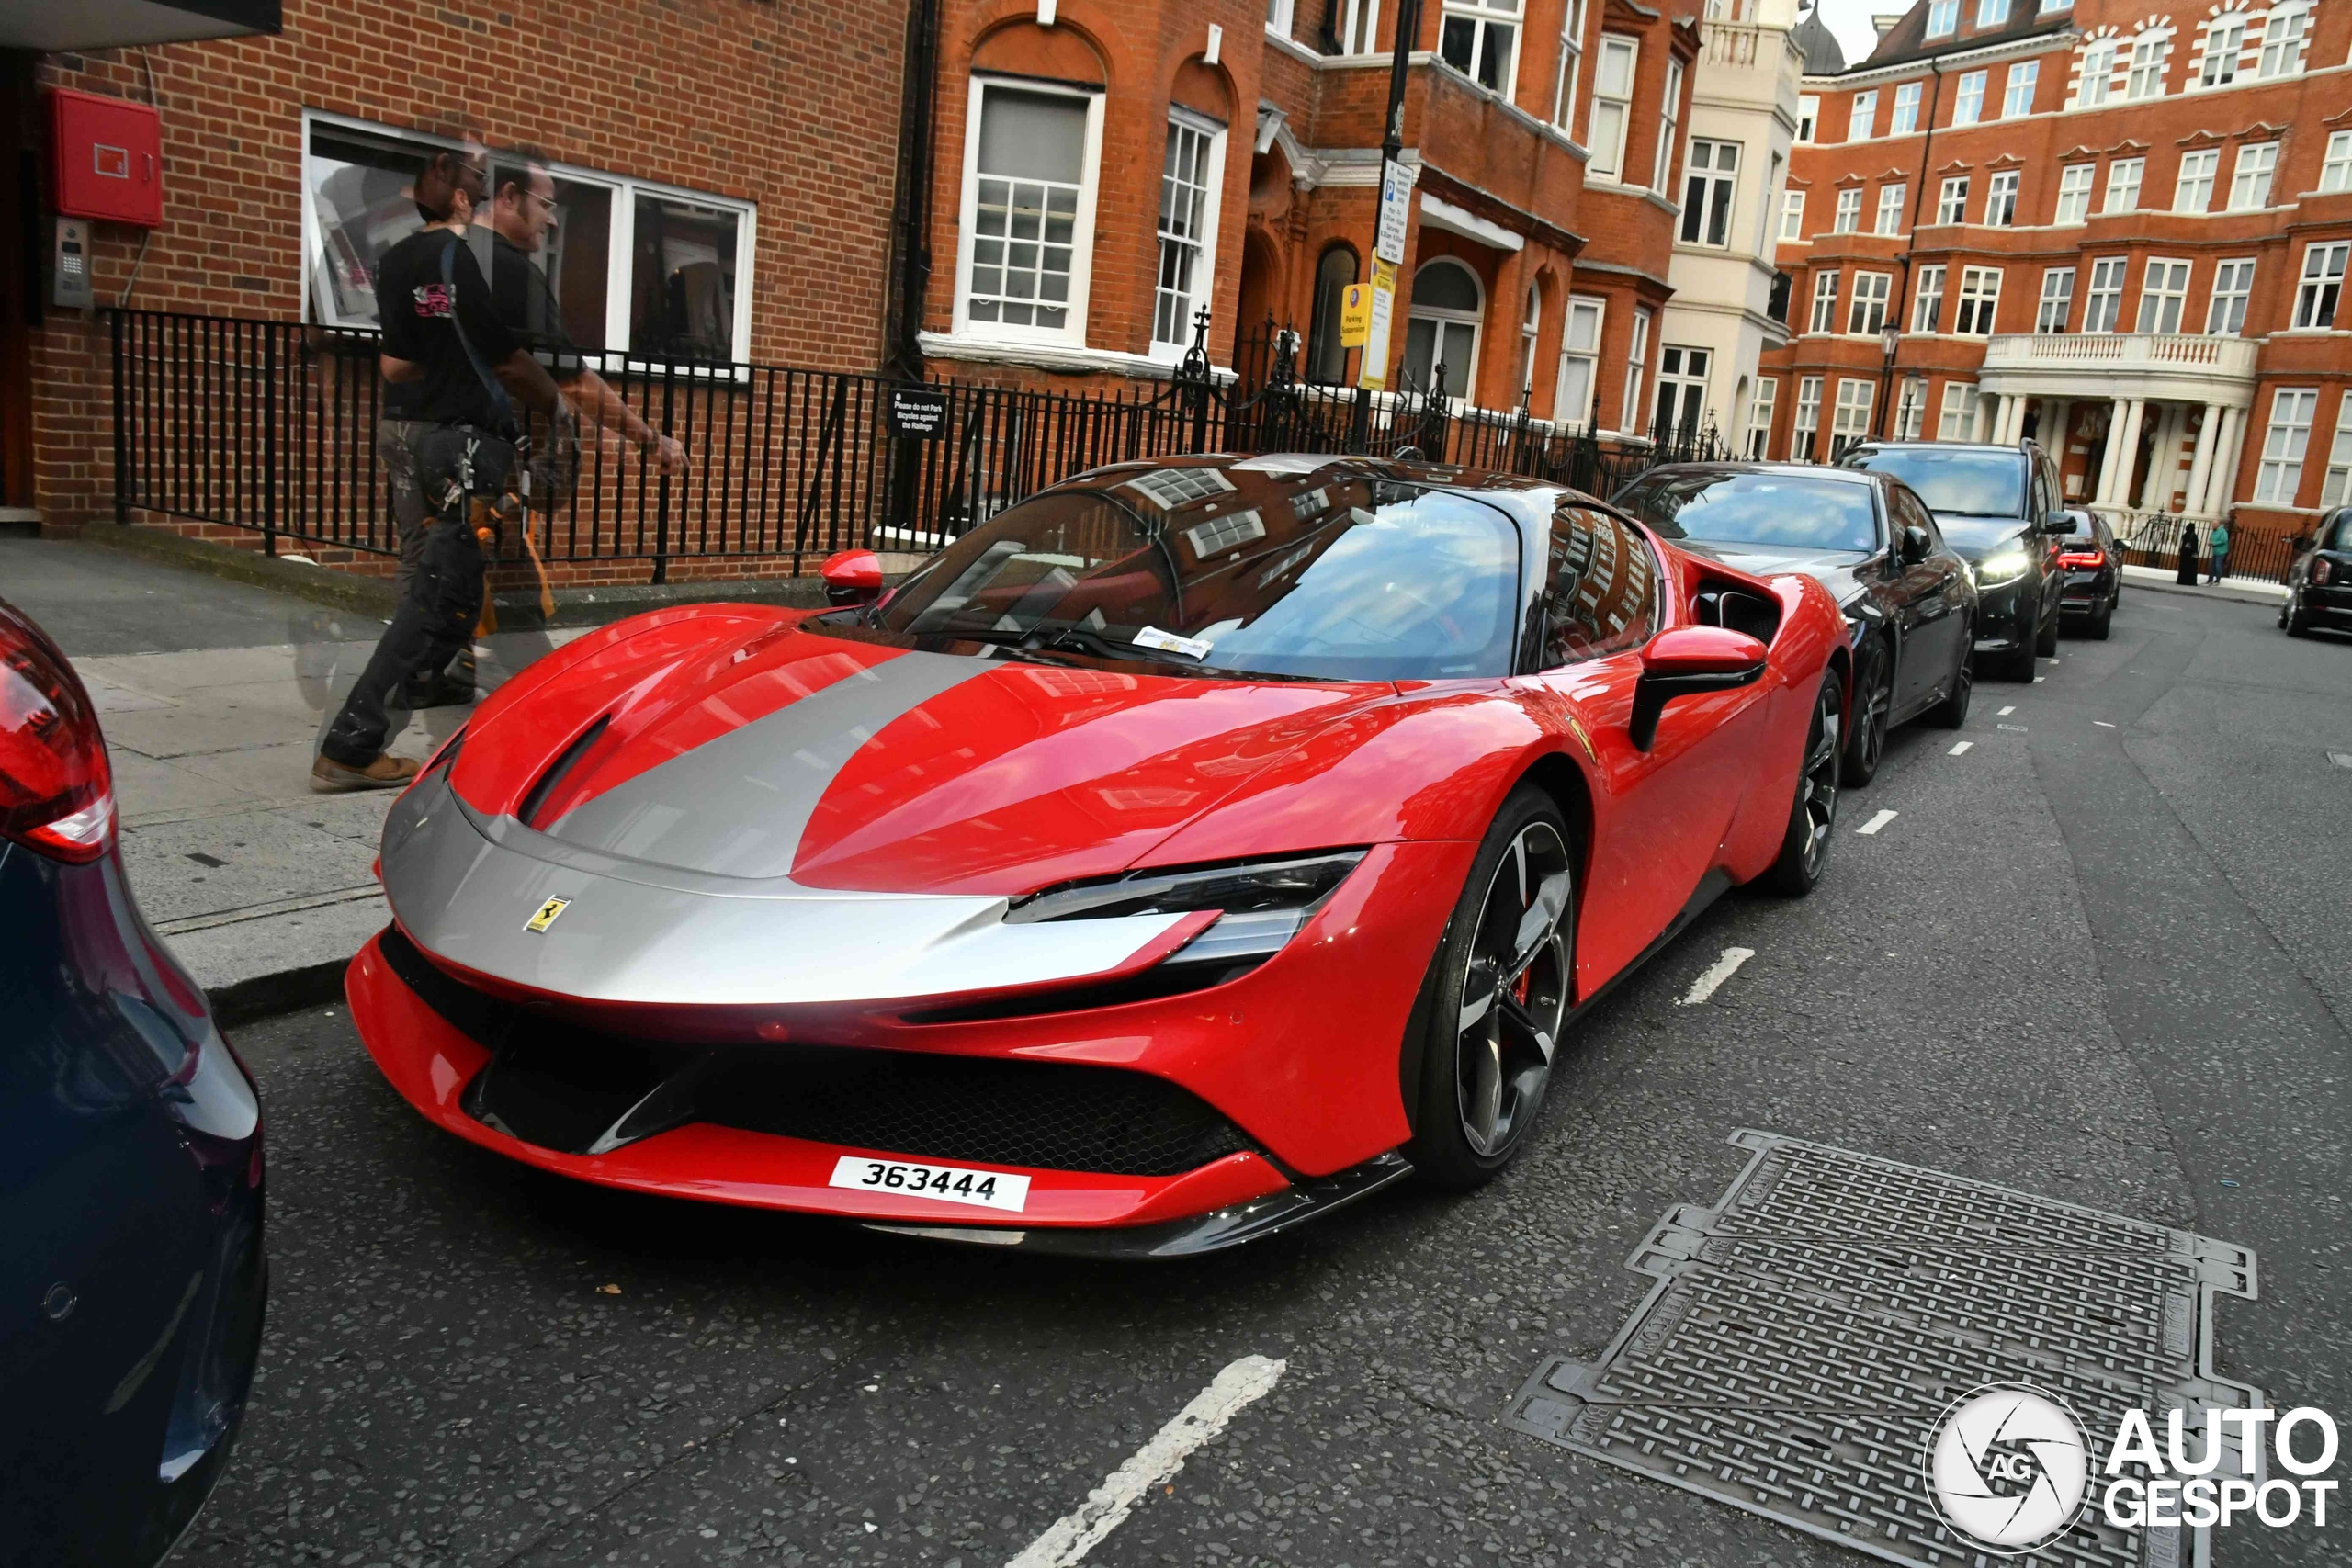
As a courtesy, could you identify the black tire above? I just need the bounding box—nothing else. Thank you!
[1928,621,1973,728]
[1405,785,1575,1191]
[2286,598,2311,637]
[2090,600,2113,640]
[1765,670,1842,897]
[2034,596,2060,657]
[1841,637,1892,785]
[1996,628,2037,682]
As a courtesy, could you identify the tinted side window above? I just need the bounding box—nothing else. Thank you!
[1893,489,1935,547]
[1541,506,1658,667]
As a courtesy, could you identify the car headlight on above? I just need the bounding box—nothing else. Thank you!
[1006,850,1368,966]
[1973,548,2031,587]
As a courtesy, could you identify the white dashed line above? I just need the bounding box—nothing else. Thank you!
[1998,724,2028,732]
[1856,808,1899,836]
[1948,740,1973,755]
[2093,720,2116,728]
[1006,1356,1286,1568]
[2033,676,2046,682]
[1997,705,2016,716]
[1679,947,1756,1006]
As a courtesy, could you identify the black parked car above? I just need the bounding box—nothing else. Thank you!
[2053,508,2122,639]
[1837,439,2071,682]
[1612,463,1976,784]
[2282,507,2352,637]
[1,598,266,1568]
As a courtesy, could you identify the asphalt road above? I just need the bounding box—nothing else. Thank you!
[164,584,2350,1568]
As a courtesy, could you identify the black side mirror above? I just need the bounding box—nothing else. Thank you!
[1900,525,1931,564]
[1630,627,1770,751]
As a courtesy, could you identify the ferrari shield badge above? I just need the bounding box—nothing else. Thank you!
[524,896,571,933]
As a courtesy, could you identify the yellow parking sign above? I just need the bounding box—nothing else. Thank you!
[1340,284,1372,347]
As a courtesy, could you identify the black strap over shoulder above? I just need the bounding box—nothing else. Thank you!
[440,234,520,442]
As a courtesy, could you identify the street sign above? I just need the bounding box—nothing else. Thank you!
[1360,257,1396,392]
[887,386,949,440]
[1340,284,1371,347]
[1374,158,1415,266]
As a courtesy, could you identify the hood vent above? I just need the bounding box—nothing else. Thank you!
[517,714,612,829]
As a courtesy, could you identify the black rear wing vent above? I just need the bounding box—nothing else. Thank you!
[517,714,612,830]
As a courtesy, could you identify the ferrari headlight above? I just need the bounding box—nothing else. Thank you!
[1973,548,2030,587]
[1006,850,1368,965]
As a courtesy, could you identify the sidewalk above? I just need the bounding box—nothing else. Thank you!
[2118,562,2289,605]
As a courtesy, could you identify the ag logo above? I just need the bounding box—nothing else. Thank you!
[1925,1382,2092,1554]
[524,896,571,933]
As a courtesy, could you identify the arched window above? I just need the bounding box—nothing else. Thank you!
[1403,258,1483,400]
[1515,284,1541,409]
[1306,245,1360,384]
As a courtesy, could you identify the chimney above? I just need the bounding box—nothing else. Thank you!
[1872,11,1902,35]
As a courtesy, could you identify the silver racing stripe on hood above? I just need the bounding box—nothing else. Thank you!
[536,644,991,878]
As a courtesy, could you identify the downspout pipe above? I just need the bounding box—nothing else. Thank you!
[885,0,942,382]
[1884,56,1942,436]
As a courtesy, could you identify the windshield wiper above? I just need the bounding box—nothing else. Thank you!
[1028,623,1188,663]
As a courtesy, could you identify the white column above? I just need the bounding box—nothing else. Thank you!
[2092,397,2133,506]
[2138,404,2181,510]
[2110,399,2150,512]
[2006,395,2033,445]
[2181,403,2222,519]
[2200,405,2248,516]
[1972,392,1998,442]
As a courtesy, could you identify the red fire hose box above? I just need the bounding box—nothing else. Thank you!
[50,89,164,228]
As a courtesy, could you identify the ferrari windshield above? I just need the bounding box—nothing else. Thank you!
[870,469,1524,680]
[1614,471,1879,554]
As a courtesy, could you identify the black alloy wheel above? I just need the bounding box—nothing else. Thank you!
[1766,670,1842,897]
[1842,637,1892,785]
[1928,616,1973,728]
[1408,785,1574,1190]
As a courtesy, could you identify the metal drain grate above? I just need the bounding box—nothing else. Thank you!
[1505,1131,2260,1568]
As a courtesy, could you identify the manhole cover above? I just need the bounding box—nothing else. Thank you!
[1505,1131,2260,1567]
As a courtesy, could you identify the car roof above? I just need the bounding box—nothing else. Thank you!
[1842,441,2032,458]
[1633,461,1880,487]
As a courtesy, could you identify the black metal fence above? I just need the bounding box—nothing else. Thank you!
[108,308,1727,575]
[2109,510,2303,584]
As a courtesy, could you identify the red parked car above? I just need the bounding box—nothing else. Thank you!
[347,457,1849,1255]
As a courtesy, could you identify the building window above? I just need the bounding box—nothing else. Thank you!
[1831,378,1875,457]
[1849,90,1877,141]
[1833,188,1861,233]
[1441,0,1522,96]
[1978,0,2008,23]
[1655,345,1711,439]
[1985,171,2019,226]
[2103,157,2143,214]
[2256,388,2317,503]
[2294,242,2347,330]
[2055,164,2094,224]
[2227,142,2278,211]
[960,82,1099,344]
[1874,183,1906,235]
[1267,0,1294,35]
[2256,2,2309,79]
[2321,395,2352,510]
[2324,131,2352,194]
[1516,285,1542,408]
[1926,0,1958,38]
[1338,0,1381,52]
[1623,308,1652,432]
[2002,61,2039,117]
[2035,267,2074,332]
[1894,378,1928,439]
[2135,259,2191,333]
[1402,258,1483,399]
[2199,16,2243,85]
[2206,257,2254,335]
[2084,256,2126,332]
[1555,295,1605,424]
[1780,189,1806,240]
[1152,112,1225,353]
[1306,245,1359,382]
[1849,272,1892,335]
[1892,82,1922,135]
[1954,72,1987,126]
[1913,265,1947,332]
[1955,266,2002,334]
[1939,381,1981,441]
[1681,141,1741,245]
[2174,149,2217,213]
[1552,0,1585,133]
[1797,95,1818,143]
[2078,40,2115,106]
[1809,270,1840,333]
[1654,59,1684,194]
[1745,378,1776,457]
[1937,176,1969,225]
[2039,0,2067,11]
[1792,375,1824,458]
[2126,30,2170,98]
[1589,37,1638,179]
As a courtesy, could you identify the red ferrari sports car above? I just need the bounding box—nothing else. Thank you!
[348,457,1848,1256]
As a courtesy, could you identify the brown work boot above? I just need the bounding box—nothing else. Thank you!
[310,751,423,794]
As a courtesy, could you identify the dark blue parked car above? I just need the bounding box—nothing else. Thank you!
[1,597,266,1568]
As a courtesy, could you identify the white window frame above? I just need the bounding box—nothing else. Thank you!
[2103,156,2143,214]
[1849,90,1877,142]
[1404,257,1486,400]
[1267,0,1295,37]
[1875,183,1906,235]
[1780,188,1806,240]
[2084,255,2127,332]
[1894,377,1928,439]
[2055,163,2094,224]
[1554,294,1605,425]
[2227,141,2277,211]
[2199,16,2243,86]
[298,109,761,369]
[1338,0,1381,52]
[1848,271,1892,336]
[1745,378,1776,458]
[1797,95,1818,143]
[954,77,1106,349]
[1623,307,1653,434]
[1655,344,1711,437]
[2174,148,2217,213]
[1926,0,1958,39]
[1892,82,1922,135]
[1654,58,1685,194]
[1913,264,1948,333]
[1833,187,1861,233]
[1809,269,1839,333]
[1552,0,1585,133]
[2206,257,2254,335]
[2077,39,2115,107]
[1939,381,1981,441]
[1516,284,1541,409]
[2134,257,2191,334]
[1954,71,1987,126]
[1978,0,2009,24]
[1985,170,2019,226]
[2002,61,2038,117]
[2256,2,2309,79]
[1955,265,2002,335]
[2036,266,2074,333]
[1792,375,1825,459]
[1440,0,1524,100]
[1831,378,1875,457]
[2126,29,2170,99]
[1589,36,1638,180]
[2039,0,2068,10]
[1681,140,1741,246]
[2256,387,2317,503]
[1937,175,1969,225]
[2321,394,2352,510]
[1151,108,1228,357]
[2294,242,2347,331]
[2324,131,2352,194]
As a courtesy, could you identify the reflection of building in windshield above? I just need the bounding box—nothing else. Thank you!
[1551,505,1654,651]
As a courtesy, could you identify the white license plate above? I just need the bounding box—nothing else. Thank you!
[827,1156,1030,1213]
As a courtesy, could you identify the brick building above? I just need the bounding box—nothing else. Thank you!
[1758,0,2352,545]
[0,0,912,538]
[915,0,1706,439]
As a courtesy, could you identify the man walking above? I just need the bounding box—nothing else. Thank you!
[311,151,563,792]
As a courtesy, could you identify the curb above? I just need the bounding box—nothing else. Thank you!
[208,958,351,1028]
[2116,567,2289,607]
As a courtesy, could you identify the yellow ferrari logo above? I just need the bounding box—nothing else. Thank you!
[524,896,571,933]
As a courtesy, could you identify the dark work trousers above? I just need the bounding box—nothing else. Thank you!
[321,428,507,767]
[381,417,476,691]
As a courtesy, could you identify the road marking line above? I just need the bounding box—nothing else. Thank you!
[1006,1356,1285,1568]
[1998,723,2028,732]
[1948,741,1973,755]
[1679,947,1755,1006]
[1997,705,2015,716]
[1856,808,1898,837]
[2033,676,2046,682]
[2093,720,2116,728]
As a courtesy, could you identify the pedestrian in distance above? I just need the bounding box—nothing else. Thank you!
[2175,513,2199,586]
[2206,516,2232,583]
